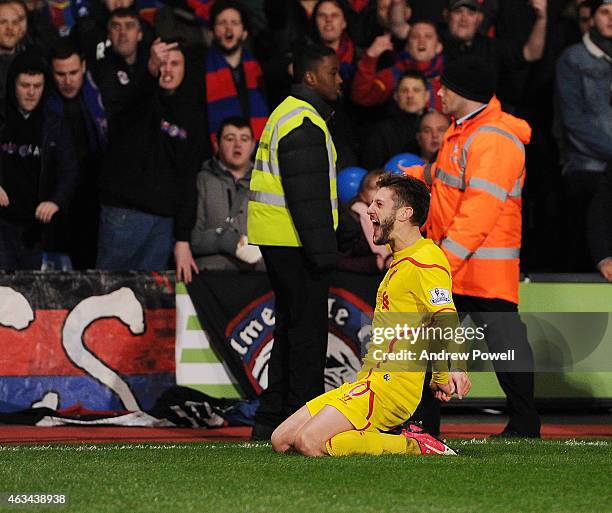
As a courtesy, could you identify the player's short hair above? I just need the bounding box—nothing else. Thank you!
[217,115,253,142]
[376,173,430,226]
[292,44,336,84]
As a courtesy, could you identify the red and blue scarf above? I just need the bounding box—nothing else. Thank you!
[205,45,269,147]
[336,31,356,90]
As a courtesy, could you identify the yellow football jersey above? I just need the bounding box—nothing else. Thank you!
[308,237,462,432]
[359,237,458,423]
[375,238,455,314]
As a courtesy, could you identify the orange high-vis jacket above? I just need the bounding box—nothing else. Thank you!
[404,96,531,304]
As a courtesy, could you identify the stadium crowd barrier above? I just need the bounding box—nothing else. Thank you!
[0,271,610,413]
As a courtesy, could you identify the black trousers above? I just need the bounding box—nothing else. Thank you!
[254,246,331,430]
[562,171,603,272]
[0,218,42,270]
[412,294,541,437]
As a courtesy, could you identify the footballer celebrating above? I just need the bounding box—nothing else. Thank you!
[271,174,471,457]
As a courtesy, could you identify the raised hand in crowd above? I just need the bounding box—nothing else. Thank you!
[523,0,548,61]
[147,38,180,76]
[366,33,394,58]
[529,0,548,19]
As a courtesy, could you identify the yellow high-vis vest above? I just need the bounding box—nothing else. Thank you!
[247,95,338,247]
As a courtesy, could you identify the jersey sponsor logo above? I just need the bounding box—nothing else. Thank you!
[429,288,452,306]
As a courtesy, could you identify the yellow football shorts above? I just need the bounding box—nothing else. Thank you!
[306,369,424,432]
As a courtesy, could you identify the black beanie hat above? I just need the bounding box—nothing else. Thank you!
[440,57,496,103]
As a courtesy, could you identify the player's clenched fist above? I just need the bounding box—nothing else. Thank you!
[430,381,454,402]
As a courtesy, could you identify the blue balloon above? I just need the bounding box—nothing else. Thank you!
[337,166,367,204]
[384,153,424,175]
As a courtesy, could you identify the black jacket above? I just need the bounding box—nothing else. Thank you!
[277,84,338,271]
[361,105,420,170]
[0,54,78,229]
[98,60,205,240]
[89,44,152,122]
[72,0,155,62]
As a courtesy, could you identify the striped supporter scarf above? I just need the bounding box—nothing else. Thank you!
[392,52,444,111]
[205,45,269,147]
[336,32,356,87]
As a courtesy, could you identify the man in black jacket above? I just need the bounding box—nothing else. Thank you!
[88,7,149,120]
[248,44,342,440]
[96,37,205,274]
[72,0,154,63]
[47,39,108,270]
[361,70,429,170]
[0,51,77,269]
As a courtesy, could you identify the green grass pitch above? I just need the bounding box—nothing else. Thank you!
[0,439,610,513]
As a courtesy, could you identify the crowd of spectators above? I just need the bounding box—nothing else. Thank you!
[0,0,609,279]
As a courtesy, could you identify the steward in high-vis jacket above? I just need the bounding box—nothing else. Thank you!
[247,44,342,441]
[404,57,541,439]
[413,96,529,305]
